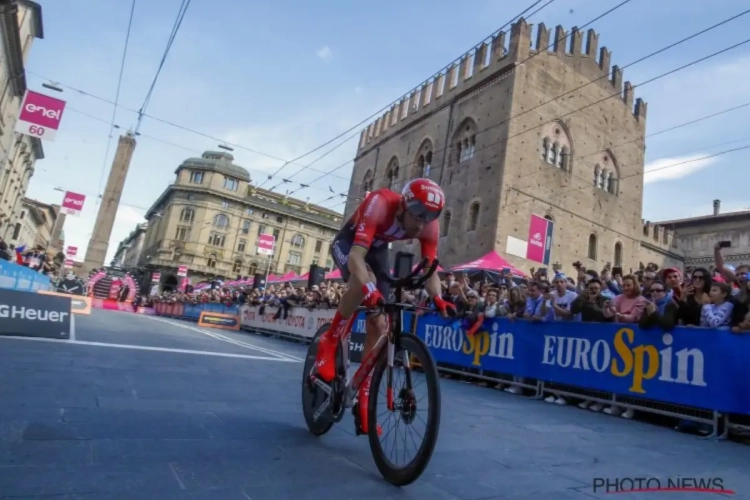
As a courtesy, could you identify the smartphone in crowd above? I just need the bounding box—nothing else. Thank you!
[718,241,731,248]
[612,266,623,276]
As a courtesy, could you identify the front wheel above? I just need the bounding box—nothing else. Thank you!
[367,333,441,486]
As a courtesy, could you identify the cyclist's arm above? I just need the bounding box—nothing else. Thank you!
[419,221,442,299]
[347,245,372,287]
[349,192,384,287]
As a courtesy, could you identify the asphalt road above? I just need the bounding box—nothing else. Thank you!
[0,309,749,499]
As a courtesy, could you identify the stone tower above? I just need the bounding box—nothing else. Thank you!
[82,133,137,274]
[345,18,647,278]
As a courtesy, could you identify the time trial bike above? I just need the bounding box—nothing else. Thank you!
[302,254,451,486]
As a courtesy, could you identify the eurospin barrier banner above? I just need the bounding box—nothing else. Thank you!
[0,259,52,292]
[419,316,750,414]
[153,303,750,414]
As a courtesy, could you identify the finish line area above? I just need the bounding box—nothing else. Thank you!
[0,310,748,499]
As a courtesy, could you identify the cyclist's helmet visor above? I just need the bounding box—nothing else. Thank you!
[404,199,442,222]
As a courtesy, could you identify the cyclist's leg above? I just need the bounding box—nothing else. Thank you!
[314,239,368,382]
[357,248,391,435]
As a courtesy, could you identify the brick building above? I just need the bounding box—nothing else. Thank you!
[343,18,648,278]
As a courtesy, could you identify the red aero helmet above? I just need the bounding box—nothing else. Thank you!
[401,178,445,222]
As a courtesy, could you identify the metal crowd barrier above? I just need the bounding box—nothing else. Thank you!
[151,301,745,441]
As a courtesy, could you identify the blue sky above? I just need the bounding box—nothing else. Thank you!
[23,0,750,262]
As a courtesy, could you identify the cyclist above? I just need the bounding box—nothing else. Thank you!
[315,177,457,434]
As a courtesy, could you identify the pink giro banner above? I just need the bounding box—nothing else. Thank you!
[526,214,554,265]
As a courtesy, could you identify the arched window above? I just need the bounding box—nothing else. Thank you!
[541,122,573,172]
[180,207,195,223]
[232,260,242,274]
[604,171,613,192]
[385,157,400,190]
[442,210,451,236]
[207,254,217,268]
[414,139,434,178]
[468,202,480,232]
[291,234,305,248]
[416,151,433,178]
[248,262,258,276]
[361,170,374,197]
[452,118,477,164]
[593,165,601,187]
[587,234,597,261]
[558,146,568,170]
[213,213,230,229]
[598,169,607,189]
[614,242,623,266]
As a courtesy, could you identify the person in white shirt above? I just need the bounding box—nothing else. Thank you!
[549,274,578,320]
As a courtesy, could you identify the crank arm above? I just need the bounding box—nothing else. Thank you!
[312,397,331,422]
[310,376,333,396]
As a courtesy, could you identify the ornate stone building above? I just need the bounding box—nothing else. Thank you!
[641,200,750,272]
[141,151,342,287]
[0,0,45,238]
[111,222,148,269]
[344,18,648,278]
[9,197,64,251]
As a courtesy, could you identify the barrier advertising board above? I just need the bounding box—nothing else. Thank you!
[0,289,71,339]
[198,311,240,331]
[38,291,92,315]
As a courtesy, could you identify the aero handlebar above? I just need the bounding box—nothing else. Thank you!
[383,257,439,291]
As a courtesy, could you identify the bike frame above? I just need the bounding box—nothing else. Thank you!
[311,297,418,411]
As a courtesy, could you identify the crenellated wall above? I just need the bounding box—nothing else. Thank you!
[355,17,646,158]
[345,17,650,275]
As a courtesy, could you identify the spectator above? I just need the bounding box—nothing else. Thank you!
[570,279,611,323]
[546,274,578,321]
[699,281,733,329]
[604,274,647,323]
[676,267,712,326]
[0,240,12,261]
[639,279,679,332]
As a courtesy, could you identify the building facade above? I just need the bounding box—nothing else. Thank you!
[9,196,64,250]
[142,151,342,286]
[641,200,750,272]
[111,222,148,269]
[344,18,647,279]
[0,0,44,235]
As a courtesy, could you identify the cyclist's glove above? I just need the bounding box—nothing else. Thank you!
[433,296,457,317]
[361,282,384,309]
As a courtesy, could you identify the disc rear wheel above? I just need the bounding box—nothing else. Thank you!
[301,324,336,436]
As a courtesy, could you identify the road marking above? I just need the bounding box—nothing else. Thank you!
[0,335,298,362]
[196,327,305,362]
[145,316,304,362]
[70,313,76,341]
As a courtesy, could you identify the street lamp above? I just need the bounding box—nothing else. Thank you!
[42,82,63,92]
[218,144,234,152]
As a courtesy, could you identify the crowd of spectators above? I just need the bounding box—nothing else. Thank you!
[148,241,748,433]
[0,238,65,277]
[436,241,749,433]
[150,281,349,320]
